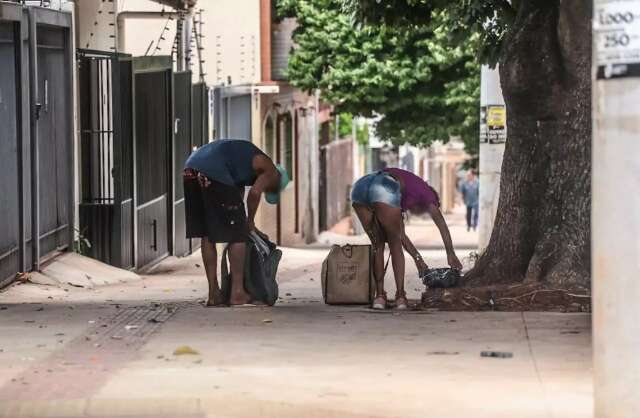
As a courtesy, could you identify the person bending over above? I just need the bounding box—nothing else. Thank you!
[183,139,289,306]
[351,167,462,310]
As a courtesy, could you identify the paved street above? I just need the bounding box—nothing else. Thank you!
[0,215,593,418]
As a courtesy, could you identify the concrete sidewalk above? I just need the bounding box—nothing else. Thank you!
[0,247,593,418]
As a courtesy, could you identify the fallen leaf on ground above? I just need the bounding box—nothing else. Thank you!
[125,325,139,331]
[173,346,200,356]
[262,319,273,324]
[111,335,123,340]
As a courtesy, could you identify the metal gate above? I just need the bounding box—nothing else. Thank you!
[0,4,73,286]
[0,8,23,285]
[134,57,173,269]
[35,23,73,259]
[77,50,135,269]
[213,87,251,140]
[173,71,192,257]
[191,82,209,148]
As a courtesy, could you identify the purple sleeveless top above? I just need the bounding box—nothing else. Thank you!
[384,167,440,212]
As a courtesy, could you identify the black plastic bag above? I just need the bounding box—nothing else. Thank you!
[421,268,461,289]
[221,232,282,305]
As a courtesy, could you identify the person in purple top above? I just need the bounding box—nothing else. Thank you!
[351,167,463,310]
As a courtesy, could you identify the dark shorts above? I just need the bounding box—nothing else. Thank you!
[184,170,248,243]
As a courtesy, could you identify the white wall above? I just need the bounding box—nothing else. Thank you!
[592,60,640,418]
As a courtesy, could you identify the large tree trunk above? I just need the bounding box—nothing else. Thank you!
[466,0,592,288]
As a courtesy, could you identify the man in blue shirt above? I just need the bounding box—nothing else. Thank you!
[459,170,479,231]
[184,139,289,306]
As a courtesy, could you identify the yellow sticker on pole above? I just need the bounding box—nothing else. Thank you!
[487,106,506,130]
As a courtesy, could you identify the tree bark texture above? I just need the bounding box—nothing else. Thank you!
[466,0,592,288]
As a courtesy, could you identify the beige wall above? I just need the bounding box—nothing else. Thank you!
[119,0,177,56]
[258,85,316,246]
[77,0,260,85]
[425,140,468,214]
[200,0,261,85]
[77,0,118,51]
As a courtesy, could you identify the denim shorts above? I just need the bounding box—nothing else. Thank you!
[351,172,401,208]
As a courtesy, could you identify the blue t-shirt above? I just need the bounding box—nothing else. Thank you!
[185,139,267,187]
[460,179,479,207]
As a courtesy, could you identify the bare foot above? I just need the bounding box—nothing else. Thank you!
[205,293,227,307]
[229,291,252,305]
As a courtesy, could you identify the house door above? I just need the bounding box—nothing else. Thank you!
[133,57,172,269]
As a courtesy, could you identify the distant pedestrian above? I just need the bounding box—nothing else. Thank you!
[351,167,463,311]
[459,170,479,231]
[183,139,289,306]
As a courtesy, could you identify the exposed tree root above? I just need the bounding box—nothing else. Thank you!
[421,282,591,312]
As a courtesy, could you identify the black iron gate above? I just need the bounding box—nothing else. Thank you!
[77,50,135,269]
[191,82,209,148]
[0,11,23,285]
[173,71,192,257]
[133,57,173,270]
[36,24,73,259]
[0,4,73,286]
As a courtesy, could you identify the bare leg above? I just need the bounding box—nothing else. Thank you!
[353,204,387,299]
[373,203,405,299]
[227,242,251,305]
[201,239,225,306]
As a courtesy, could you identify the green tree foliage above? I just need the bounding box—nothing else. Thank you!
[278,0,480,157]
[346,0,517,66]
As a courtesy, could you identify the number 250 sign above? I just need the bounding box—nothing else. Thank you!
[595,0,640,79]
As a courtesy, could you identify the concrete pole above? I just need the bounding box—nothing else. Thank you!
[592,1,640,415]
[478,65,506,251]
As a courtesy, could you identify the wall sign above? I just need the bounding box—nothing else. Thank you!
[480,105,507,144]
[595,0,640,79]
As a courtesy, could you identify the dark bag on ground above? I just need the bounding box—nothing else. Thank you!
[321,244,375,305]
[221,232,282,305]
[421,268,461,289]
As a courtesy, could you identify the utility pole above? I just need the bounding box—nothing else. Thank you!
[593,1,640,417]
[478,65,506,251]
